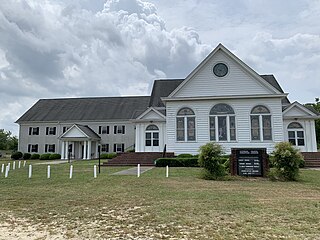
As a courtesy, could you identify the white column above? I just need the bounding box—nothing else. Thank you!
[83,141,87,159]
[72,142,75,159]
[61,141,65,159]
[88,141,92,159]
[66,141,69,159]
[79,142,82,159]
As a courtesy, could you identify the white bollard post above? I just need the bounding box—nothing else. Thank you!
[1,164,4,173]
[69,165,73,179]
[8,162,10,170]
[13,161,16,170]
[18,161,21,169]
[137,164,140,177]
[94,165,97,178]
[28,165,32,178]
[47,165,51,179]
[5,166,9,178]
[166,165,169,178]
[23,161,26,167]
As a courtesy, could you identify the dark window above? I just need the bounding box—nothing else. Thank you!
[114,125,125,134]
[28,144,38,152]
[99,126,109,134]
[101,144,109,152]
[29,127,39,135]
[45,144,55,153]
[113,143,124,153]
[145,125,160,147]
[176,107,196,141]
[46,127,56,135]
[288,122,304,146]
[250,105,272,141]
[63,127,70,133]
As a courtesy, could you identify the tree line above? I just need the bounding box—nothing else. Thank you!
[0,129,18,151]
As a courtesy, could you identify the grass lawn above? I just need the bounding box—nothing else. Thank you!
[0,160,320,239]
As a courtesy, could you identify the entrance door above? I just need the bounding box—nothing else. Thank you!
[145,124,160,152]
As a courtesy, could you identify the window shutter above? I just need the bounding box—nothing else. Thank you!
[106,144,109,152]
[113,144,116,152]
[53,144,55,152]
[37,127,40,135]
[122,126,125,134]
[99,126,101,134]
[53,127,56,135]
[114,126,117,134]
[107,126,109,134]
[36,144,38,152]
[45,144,48,152]
[28,144,31,152]
[121,144,124,152]
[29,127,32,135]
[46,127,49,135]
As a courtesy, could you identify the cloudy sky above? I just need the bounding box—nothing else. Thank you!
[0,0,319,136]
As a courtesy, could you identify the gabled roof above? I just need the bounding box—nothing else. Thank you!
[168,43,284,98]
[136,107,166,120]
[149,79,184,107]
[59,124,101,140]
[259,75,290,105]
[282,101,320,119]
[16,96,150,122]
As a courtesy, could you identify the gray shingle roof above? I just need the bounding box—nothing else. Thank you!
[260,74,290,104]
[149,79,184,107]
[16,96,150,122]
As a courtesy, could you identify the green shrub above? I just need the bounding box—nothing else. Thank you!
[126,149,135,153]
[198,142,226,179]
[30,154,40,159]
[40,154,51,160]
[23,153,31,160]
[49,153,61,160]
[11,151,23,160]
[107,153,117,159]
[271,142,304,181]
[100,153,108,159]
[155,157,199,167]
[177,153,193,158]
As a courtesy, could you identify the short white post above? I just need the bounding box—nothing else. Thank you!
[23,161,26,167]
[47,165,51,179]
[8,162,10,170]
[69,165,73,179]
[18,161,21,169]
[137,164,140,178]
[28,165,32,178]
[1,164,4,173]
[94,165,97,178]
[5,166,9,178]
[166,165,169,178]
[13,161,16,170]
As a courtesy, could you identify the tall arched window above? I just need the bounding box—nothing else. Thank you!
[145,124,159,147]
[176,107,196,141]
[209,104,236,141]
[250,105,272,141]
[288,122,304,146]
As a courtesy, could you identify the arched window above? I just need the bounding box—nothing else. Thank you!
[288,122,304,146]
[176,107,196,141]
[250,105,272,141]
[145,124,159,147]
[209,104,236,141]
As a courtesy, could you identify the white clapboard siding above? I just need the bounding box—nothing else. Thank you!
[174,50,274,98]
[166,98,284,155]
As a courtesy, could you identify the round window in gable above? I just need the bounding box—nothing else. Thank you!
[213,63,228,77]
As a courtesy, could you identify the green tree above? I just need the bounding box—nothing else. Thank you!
[0,129,18,151]
[305,98,320,148]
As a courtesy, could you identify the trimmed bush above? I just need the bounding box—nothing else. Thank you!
[198,142,226,179]
[100,153,108,159]
[31,154,40,159]
[271,142,304,181]
[11,151,23,160]
[49,153,61,160]
[177,153,193,158]
[40,154,51,160]
[23,153,31,160]
[155,157,199,167]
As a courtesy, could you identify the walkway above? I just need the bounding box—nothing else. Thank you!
[35,160,73,165]
[112,166,154,175]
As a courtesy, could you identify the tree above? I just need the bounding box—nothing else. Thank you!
[0,129,18,151]
[305,98,320,148]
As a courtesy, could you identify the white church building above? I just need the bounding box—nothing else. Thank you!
[16,44,319,159]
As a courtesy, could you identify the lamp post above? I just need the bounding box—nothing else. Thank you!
[98,144,101,174]
[68,144,72,164]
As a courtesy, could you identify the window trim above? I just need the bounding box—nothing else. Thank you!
[176,107,196,142]
[287,122,305,147]
[250,105,273,142]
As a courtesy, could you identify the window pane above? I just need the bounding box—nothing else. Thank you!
[209,117,215,141]
[288,131,295,138]
[177,107,194,116]
[153,140,159,146]
[288,122,303,129]
[251,116,260,140]
[146,140,151,146]
[297,131,304,138]
[298,139,305,146]
[251,105,270,114]
[210,104,234,115]
[153,132,159,139]
[218,116,227,141]
[146,124,159,130]
[187,117,196,141]
[146,132,151,139]
[289,139,296,145]
[263,115,272,140]
[229,116,236,141]
[176,117,185,141]
[297,131,304,146]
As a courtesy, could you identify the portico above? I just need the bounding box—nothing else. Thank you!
[59,124,101,160]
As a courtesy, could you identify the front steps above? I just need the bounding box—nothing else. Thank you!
[102,152,174,166]
[301,152,320,168]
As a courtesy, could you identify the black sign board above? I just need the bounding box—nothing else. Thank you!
[236,149,262,177]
